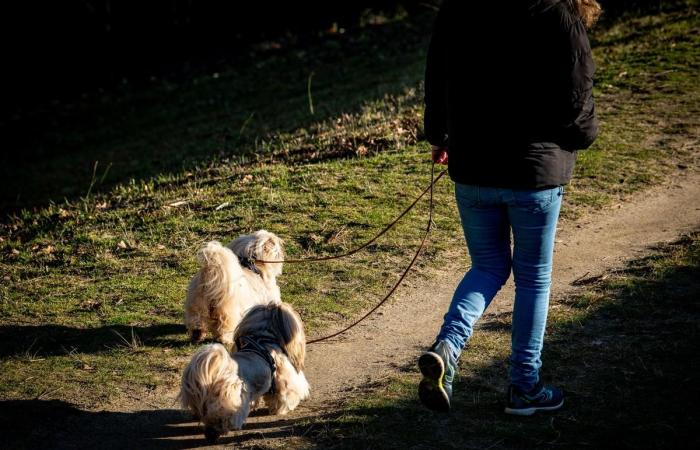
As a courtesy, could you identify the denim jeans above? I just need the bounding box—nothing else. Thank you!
[436,183,564,392]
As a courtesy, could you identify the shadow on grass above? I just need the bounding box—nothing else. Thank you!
[293,235,700,449]
[0,400,190,450]
[0,323,187,358]
[0,12,431,215]
[0,399,332,450]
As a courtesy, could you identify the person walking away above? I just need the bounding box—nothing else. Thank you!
[419,0,601,416]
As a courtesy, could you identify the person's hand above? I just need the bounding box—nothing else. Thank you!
[431,145,448,165]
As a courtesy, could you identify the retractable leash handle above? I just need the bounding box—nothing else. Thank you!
[255,163,446,265]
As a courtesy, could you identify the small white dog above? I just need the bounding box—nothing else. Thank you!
[184,230,284,347]
[179,302,310,443]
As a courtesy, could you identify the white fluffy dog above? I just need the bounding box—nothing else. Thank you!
[179,302,310,443]
[184,230,284,347]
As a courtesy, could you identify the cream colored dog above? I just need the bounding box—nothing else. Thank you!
[184,230,284,347]
[179,302,310,443]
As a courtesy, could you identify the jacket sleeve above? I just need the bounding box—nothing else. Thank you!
[423,2,449,148]
[555,19,599,150]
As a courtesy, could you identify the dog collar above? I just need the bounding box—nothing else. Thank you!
[235,335,277,394]
[238,256,262,276]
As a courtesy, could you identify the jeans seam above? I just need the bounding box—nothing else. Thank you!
[441,184,562,387]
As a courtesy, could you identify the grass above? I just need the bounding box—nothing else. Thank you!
[0,148,461,407]
[1,0,699,419]
[1,9,427,212]
[289,231,700,450]
[564,3,700,216]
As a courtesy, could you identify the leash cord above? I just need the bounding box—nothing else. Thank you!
[306,163,442,345]
[256,166,446,264]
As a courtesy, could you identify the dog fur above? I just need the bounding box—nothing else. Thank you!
[179,302,310,443]
[184,230,284,346]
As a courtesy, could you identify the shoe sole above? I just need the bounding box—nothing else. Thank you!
[504,398,564,416]
[418,351,450,413]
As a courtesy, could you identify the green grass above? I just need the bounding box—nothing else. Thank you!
[0,148,461,406]
[289,231,700,450]
[1,3,699,414]
[564,4,700,218]
[1,9,427,212]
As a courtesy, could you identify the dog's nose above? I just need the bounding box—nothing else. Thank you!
[204,425,221,444]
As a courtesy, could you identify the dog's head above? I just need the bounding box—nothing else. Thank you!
[178,344,251,443]
[234,302,306,372]
[229,229,285,279]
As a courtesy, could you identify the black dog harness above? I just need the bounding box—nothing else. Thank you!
[235,335,277,394]
[238,256,262,276]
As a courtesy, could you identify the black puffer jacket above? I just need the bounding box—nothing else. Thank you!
[424,0,599,188]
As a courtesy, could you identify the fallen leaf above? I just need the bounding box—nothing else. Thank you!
[116,240,128,250]
[215,202,230,211]
[167,200,188,207]
[82,300,102,311]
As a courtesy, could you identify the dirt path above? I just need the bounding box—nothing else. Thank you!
[25,169,699,450]
[302,169,700,404]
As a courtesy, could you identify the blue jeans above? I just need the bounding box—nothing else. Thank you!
[437,183,564,392]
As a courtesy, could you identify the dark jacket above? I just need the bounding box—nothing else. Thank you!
[424,0,599,188]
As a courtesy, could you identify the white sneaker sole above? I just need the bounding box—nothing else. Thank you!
[504,399,564,416]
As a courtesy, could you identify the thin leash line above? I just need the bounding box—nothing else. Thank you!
[306,162,441,345]
[256,166,446,264]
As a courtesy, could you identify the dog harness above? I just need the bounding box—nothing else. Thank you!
[238,256,263,276]
[235,335,277,394]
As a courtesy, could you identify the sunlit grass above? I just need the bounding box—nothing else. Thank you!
[1,4,698,412]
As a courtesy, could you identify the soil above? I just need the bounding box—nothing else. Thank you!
[8,168,699,450]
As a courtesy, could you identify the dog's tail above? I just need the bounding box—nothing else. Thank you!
[197,241,243,308]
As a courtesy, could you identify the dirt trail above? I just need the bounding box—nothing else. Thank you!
[301,169,700,403]
[27,169,699,449]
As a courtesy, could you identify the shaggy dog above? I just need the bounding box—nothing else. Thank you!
[184,230,284,347]
[179,302,310,443]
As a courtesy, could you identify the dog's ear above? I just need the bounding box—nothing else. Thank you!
[261,234,284,261]
[273,303,305,372]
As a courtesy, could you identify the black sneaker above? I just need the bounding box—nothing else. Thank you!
[504,382,564,416]
[418,341,457,413]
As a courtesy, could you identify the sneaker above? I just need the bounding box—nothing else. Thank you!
[418,341,457,412]
[504,382,564,416]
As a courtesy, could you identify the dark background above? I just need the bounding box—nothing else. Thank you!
[1,1,424,115]
[0,0,682,116]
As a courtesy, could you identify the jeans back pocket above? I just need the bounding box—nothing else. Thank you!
[512,187,557,214]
